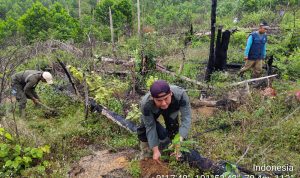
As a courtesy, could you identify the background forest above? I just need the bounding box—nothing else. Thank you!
[0,0,299,177]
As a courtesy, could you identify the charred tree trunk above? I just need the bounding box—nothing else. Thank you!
[215,29,231,71]
[214,27,222,70]
[56,58,80,96]
[205,0,217,81]
[267,55,274,75]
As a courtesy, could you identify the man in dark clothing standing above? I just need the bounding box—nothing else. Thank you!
[239,22,269,78]
[137,80,191,163]
[12,70,53,117]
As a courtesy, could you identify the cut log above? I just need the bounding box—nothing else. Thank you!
[96,70,130,76]
[191,100,217,107]
[99,57,134,66]
[229,74,277,87]
[89,98,137,133]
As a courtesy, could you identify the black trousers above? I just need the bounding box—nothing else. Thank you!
[137,113,179,143]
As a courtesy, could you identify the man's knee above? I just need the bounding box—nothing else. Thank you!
[137,126,147,142]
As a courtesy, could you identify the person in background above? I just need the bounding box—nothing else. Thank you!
[239,21,269,78]
[12,70,53,117]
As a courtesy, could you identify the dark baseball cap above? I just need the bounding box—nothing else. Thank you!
[150,80,171,98]
[260,21,269,29]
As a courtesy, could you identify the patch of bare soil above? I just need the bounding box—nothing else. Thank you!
[68,149,136,178]
[140,159,173,178]
[192,106,218,122]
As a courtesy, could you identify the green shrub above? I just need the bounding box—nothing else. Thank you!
[126,104,142,124]
[280,11,300,31]
[0,127,50,177]
[285,48,300,80]
[230,31,247,48]
[239,10,276,27]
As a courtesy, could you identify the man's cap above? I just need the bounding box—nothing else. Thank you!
[260,21,269,29]
[42,72,53,84]
[150,80,171,98]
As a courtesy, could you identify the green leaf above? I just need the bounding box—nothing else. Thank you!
[226,163,232,172]
[42,160,49,167]
[172,133,180,144]
[222,171,231,177]
[37,165,45,172]
[40,145,50,153]
[12,160,20,169]
[4,132,13,141]
[24,147,31,153]
[5,160,13,167]
[14,156,22,162]
[23,156,32,165]
[0,127,4,135]
[180,147,190,153]
[30,148,44,158]
[13,145,21,156]
[0,144,9,158]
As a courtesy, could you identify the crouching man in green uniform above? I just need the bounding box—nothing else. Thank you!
[137,80,191,163]
[12,70,53,117]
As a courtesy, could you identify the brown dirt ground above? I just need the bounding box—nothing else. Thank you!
[68,149,175,178]
[68,100,223,177]
[68,149,136,178]
[140,159,173,178]
[192,106,218,120]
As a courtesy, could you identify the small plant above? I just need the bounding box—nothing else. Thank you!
[0,127,50,177]
[126,104,142,124]
[68,66,128,111]
[164,134,195,159]
[221,162,241,178]
[146,75,158,89]
[127,159,141,178]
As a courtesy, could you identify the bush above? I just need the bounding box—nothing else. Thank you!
[285,48,300,81]
[0,127,50,177]
[230,31,247,48]
[239,10,276,27]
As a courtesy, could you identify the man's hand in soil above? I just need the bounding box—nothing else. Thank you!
[152,146,162,164]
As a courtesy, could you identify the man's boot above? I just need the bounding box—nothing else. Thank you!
[139,141,152,160]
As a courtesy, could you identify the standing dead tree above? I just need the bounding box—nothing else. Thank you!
[214,28,232,71]
[205,0,217,81]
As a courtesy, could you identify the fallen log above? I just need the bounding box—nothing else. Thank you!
[229,74,277,87]
[98,56,134,67]
[89,98,137,133]
[191,100,217,107]
[95,69,130,76]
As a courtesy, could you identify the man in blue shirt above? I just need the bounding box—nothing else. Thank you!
[239,22,269,78]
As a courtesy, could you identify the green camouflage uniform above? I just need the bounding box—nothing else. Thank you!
[12,70,43,111]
